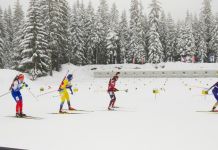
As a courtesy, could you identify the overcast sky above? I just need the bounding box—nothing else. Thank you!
[0,0,217,20]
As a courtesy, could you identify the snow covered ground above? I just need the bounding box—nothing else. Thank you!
[0,63,218,150]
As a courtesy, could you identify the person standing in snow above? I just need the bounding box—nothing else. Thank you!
[58,74,75,113]
[9,74,28,117]
[207,82,218,111]
[107,72,120,110]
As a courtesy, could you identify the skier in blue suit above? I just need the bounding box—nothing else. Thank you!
[10,74,28,117]
[207,82,218,111]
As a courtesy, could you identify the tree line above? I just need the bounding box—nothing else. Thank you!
[0,0,217,79]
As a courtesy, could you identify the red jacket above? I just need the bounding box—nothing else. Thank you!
[108,78,117,92]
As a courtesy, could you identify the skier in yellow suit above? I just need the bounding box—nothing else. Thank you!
[58,74,75,113]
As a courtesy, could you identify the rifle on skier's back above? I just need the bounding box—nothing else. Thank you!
[0,75,20,98]
[58,70,70,91]
[9,75,19,91]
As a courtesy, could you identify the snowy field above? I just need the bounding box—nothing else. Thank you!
[0,63,218,150]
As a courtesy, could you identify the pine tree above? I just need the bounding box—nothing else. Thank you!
[198,35,207,62]
[209,16,218,62]
[139,1,148,63]
[19,0,49,79]
[200,0,213,62]
[58,0,71,65]
[3,7,14,68]
[95,0,110,64]
[128,0,145,64]
[159,10,168,62]
[107,3,120,64]
[0,7,5,68]
[69,1,85,65]
[192,14,200,61]
[118,10,129,63]
[84,1,97,64]
[40,0,54,74]
[192,14,207,62]
[148,25,163,63]
[12,0,25,69]
[165,13,176,62]
[176,19,195,62]
[141,16,149,62]
[149,0,161,30]
[40,0,70,74]
[148,0,163,64]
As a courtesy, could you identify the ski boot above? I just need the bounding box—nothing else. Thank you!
[108,107,114,111]
[211,107,216,112]
[20,113,26,117]
[59,110,66,114]
[69,106,76,111]
[16,113,21,118]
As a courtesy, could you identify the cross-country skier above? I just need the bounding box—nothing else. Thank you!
[207,82,218,111]
[10,74,28,117]
[58,74,75,113]
[107,72,120,110]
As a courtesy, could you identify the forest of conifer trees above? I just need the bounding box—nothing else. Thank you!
[0,0,217,78]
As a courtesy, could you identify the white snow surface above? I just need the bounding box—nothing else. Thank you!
[0,63,218,150]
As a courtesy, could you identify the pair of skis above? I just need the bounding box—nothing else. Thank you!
[51,109,93,115]
[196,110,218,113]
[94,89,128,93]
[8,115,43,120]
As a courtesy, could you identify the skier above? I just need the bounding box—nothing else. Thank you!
[10,74,28,117]
[107,72,120,110]
[58,74,75,113]
[207,82,218,111]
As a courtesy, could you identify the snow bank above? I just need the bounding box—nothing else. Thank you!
[0,63,218,150]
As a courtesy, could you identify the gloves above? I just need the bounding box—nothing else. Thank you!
[114,88,119,92]
[67,85,72,89]
[69,87,73,95]
[20,83,28,89]
[58,88,63,92]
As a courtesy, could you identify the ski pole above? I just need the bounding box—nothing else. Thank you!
[37,90,58,97]
[26,88,38,101]
[189,85,207,89]
[42,70,70,98]
[52,95,59,98]
[94,89,107,92]
[0,91,10,98]
[118,89,128,93]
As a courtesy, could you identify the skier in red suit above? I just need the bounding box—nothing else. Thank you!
[107,72,120,110]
